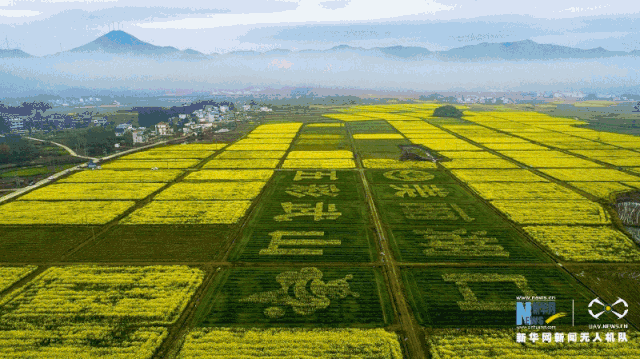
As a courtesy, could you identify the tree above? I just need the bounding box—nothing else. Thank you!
[137,107,167,128]
[0,116,9,134]
[123,131,134,147]
[85,126,117,156]
[0,135,39,164]
[433,105,464,118]
[420,93,444,101]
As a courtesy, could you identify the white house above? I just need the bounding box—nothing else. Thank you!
[243,104,251,111]
[179,114,187,120]
[219,106,229,113]
[132,130,147,144]
[9,118,24,133]
[155,122,171,136]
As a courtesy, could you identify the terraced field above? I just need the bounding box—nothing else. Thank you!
[1,105,640,358]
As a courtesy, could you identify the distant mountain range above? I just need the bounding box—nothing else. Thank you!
[1,31,639,61]
[0,48,33,58]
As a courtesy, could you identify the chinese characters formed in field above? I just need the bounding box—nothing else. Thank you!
[400,203,474,222]
[443,273,536,311]
[285,184,340,198]
[293,170,338,181]
[274,202,342,222]
[268,170,344,257]
[240,267,359,318]
[417,228,509,257]
[259,231,341,256]
[391,184,449,198]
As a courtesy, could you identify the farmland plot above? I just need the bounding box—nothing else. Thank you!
[195,267,392,326]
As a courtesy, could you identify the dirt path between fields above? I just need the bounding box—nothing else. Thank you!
[345,125,427,359]
[357,167,428,359]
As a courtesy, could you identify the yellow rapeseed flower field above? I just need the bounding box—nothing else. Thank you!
[497,150,575,159]
[481,142,549,151]
[440,159,520,169]
[523,226,640,262]
[491,200,610,225]
[467,182,586,201]
[226,143,291,151]
[0,266,38,292]
[155,143,227,151]
[462,136,531,144]
[438,151,501,159]
[155,182,267,200]
[101,159,200,169]
[58,169,183,183]
[247,133,297,139]
[568,182,635,200]
[287,150,353,159]
[615,141,640,149]
[120,150,214,160]
[233,138,293,144]
[18,183,164,200]
[177,328,403,359]
[122,200,252,224]
[451,169,548,182]
[216,150,287,159]
[0,201,135,225]
[203,159,280,169]
[593,157,640,167]
[512,157,603,168]
[411,139,481,151]
[362,159,437,169]
[282,159,356,169]
[569,149,638,158]
[540,168,640,182]
[0,265,204,325]
[322,113,381,121]
[183,170,274,181]
[624,181,640,189]
[0,325,168,359]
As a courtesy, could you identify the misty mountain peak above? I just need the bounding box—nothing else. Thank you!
[69,30,179,56]
[97,30,147,47]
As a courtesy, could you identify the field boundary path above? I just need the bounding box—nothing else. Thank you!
[346,126,427,359]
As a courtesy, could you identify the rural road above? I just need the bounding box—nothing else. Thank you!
[25,136,99,161]
[0,137,173,204]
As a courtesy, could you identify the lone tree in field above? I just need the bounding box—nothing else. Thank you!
[433,105,463,118]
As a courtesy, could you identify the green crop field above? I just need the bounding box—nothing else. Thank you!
[387,224,550,263]
[0,226,97,262]
[66,225,234,262]
[402,266,602,327]
[194,266,393,327]
[229,225,377,262]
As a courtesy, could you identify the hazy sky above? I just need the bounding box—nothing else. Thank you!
[1,1,639,56]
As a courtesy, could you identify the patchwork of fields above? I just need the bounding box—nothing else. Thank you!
[1,104,640,358]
